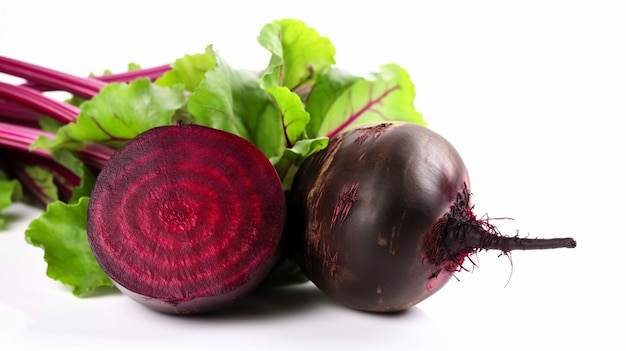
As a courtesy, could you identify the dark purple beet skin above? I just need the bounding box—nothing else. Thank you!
[288,122,576,312]
[87,124,285,314]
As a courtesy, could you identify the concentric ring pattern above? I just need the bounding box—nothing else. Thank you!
[87,124,285,305]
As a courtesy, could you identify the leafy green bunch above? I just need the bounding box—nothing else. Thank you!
[2,19,425,296]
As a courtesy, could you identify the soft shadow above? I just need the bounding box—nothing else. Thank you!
[80,286,122,298]
[52,282,122,298]
[1,212,29,231]
[166,282,334,322]
[158,283,429,323]
[1,202,42,232]
[355,306,415,318]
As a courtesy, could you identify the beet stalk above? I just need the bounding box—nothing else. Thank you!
[0,55,105,98]
[287,122,576,312]
[87,124,285,314]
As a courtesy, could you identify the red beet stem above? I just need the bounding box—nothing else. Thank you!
[0,55,105,98]
[0,81,78,124]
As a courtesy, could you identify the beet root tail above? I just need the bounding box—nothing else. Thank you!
[467,229,577,251]
[425,183,577,274]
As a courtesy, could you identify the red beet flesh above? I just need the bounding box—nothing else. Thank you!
[288,122,576,312]
[87,124,285,314]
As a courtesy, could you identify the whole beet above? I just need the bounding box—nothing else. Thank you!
[287,122,576,312]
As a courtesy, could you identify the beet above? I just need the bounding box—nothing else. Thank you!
[87,124,285,314]
[288,122,576,312]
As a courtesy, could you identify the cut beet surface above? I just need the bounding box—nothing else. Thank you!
[87,124,285,314]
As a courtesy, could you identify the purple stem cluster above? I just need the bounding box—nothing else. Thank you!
[0,54,170,204]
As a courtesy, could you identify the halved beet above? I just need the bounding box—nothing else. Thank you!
[87,124,285,314]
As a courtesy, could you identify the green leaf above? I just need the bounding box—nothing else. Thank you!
[9,147,92,205]
[309,64,427,138]
[39,116,64,133]
[52,150,96,203]
[305,68,361,138]
[53,79,186,149]
[88,62,141,78]
[156,45,218,91]
[265,86,310,147]
[25,197,114,296]
[30,134,56,152]
[187,57,288,159]
[229,69,283,158]
[23,166,59,204]
[0,171,23,229]
[186,56,251,140]
[258,19,336,90]
[126,62,142,71]
[270,136,329,189]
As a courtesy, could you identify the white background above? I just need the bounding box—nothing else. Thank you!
[1,1,624,350]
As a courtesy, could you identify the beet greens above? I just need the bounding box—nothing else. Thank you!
[1,19,425,299]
